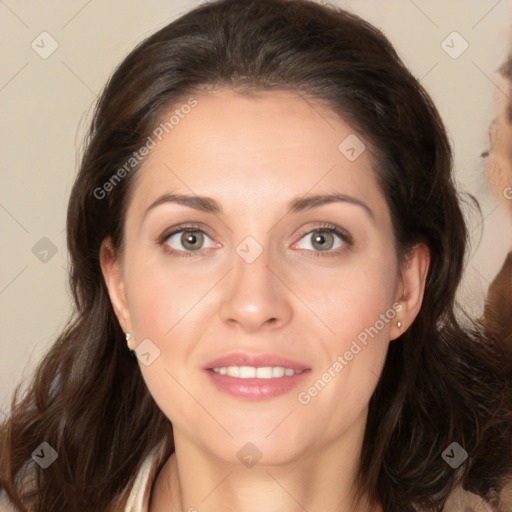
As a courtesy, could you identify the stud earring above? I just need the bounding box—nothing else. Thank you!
[397,321,402,329]
[125,332,133,350]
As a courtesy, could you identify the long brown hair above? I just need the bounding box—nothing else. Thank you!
[1,1,511,511]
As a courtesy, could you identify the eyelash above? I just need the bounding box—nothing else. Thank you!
[158,222,353,259]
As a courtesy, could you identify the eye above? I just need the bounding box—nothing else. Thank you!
[293,224,352,255]
[158,223,352,258]
[160,225,218,257]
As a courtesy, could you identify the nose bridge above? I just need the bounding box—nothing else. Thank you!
[218,234,292,330]
[233,238,273,292]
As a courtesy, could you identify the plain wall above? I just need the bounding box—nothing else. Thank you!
[1,0,512,415]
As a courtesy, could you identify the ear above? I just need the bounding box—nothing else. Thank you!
[390,243,430,340]
[99,238,132,335]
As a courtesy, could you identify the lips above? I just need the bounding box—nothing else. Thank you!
[203,352,311,399]
[204,352,309,371]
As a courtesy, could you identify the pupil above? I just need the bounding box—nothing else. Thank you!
[314,231,333,250]
[183,231,202,250]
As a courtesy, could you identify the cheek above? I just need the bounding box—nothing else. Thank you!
[486,114,512,208]
[300,251,398,406]
[124,269,170,340]
[317,249,398,338]
[123,250,209,340]
[121,255,206,425]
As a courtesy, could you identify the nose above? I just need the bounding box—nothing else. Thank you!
[219,245,293,333]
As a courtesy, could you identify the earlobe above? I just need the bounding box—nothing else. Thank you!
[391,244,430,339]
[99,238,132,333]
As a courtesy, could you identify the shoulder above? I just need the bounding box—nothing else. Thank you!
[1,442,169,512]
[0,489,23,512]
[0,465,38,512]
[442,485,502,512]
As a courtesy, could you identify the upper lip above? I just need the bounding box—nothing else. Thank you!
[204,352,310,370]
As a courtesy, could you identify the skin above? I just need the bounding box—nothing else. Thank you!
[101,89,430,512]
[485,80,512,217]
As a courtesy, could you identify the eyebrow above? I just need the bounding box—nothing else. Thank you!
[143,192,375,221]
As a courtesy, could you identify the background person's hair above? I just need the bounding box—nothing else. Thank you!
[498,52,512,122]
[1,0,512,511]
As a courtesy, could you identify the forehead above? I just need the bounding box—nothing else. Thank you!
[127,88,389,222]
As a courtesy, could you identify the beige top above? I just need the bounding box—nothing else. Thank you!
[124,442,166,512]
[123,443,495,512]
[0,446,497,512]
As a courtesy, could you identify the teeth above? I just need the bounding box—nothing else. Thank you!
[240,366,256,378]
[226,366,239,377]
[257,367,273,379]
[211,366,303,379]
[272,367,284,378]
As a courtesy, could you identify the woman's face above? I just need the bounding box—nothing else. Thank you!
[103,89,426,466]
[485,89,512,215]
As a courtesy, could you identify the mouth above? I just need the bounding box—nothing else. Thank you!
[209,366,306,378]
[203,353,311,400]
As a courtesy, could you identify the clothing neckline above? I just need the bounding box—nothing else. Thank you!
[122,442,495,512]
[124,441,167,512]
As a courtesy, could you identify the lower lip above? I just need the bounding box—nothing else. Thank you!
[204,369,311,400]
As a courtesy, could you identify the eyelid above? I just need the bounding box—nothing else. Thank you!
[291,222,353,253]
[295,222,353,242]
[158,222,214,244]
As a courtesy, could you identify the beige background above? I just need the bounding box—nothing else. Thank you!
[1,0,512,415]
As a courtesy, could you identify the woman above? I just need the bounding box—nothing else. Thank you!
[483,51,512,350]
[1,0,511,511]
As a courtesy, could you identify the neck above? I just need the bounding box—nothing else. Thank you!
[149,418,381,512]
